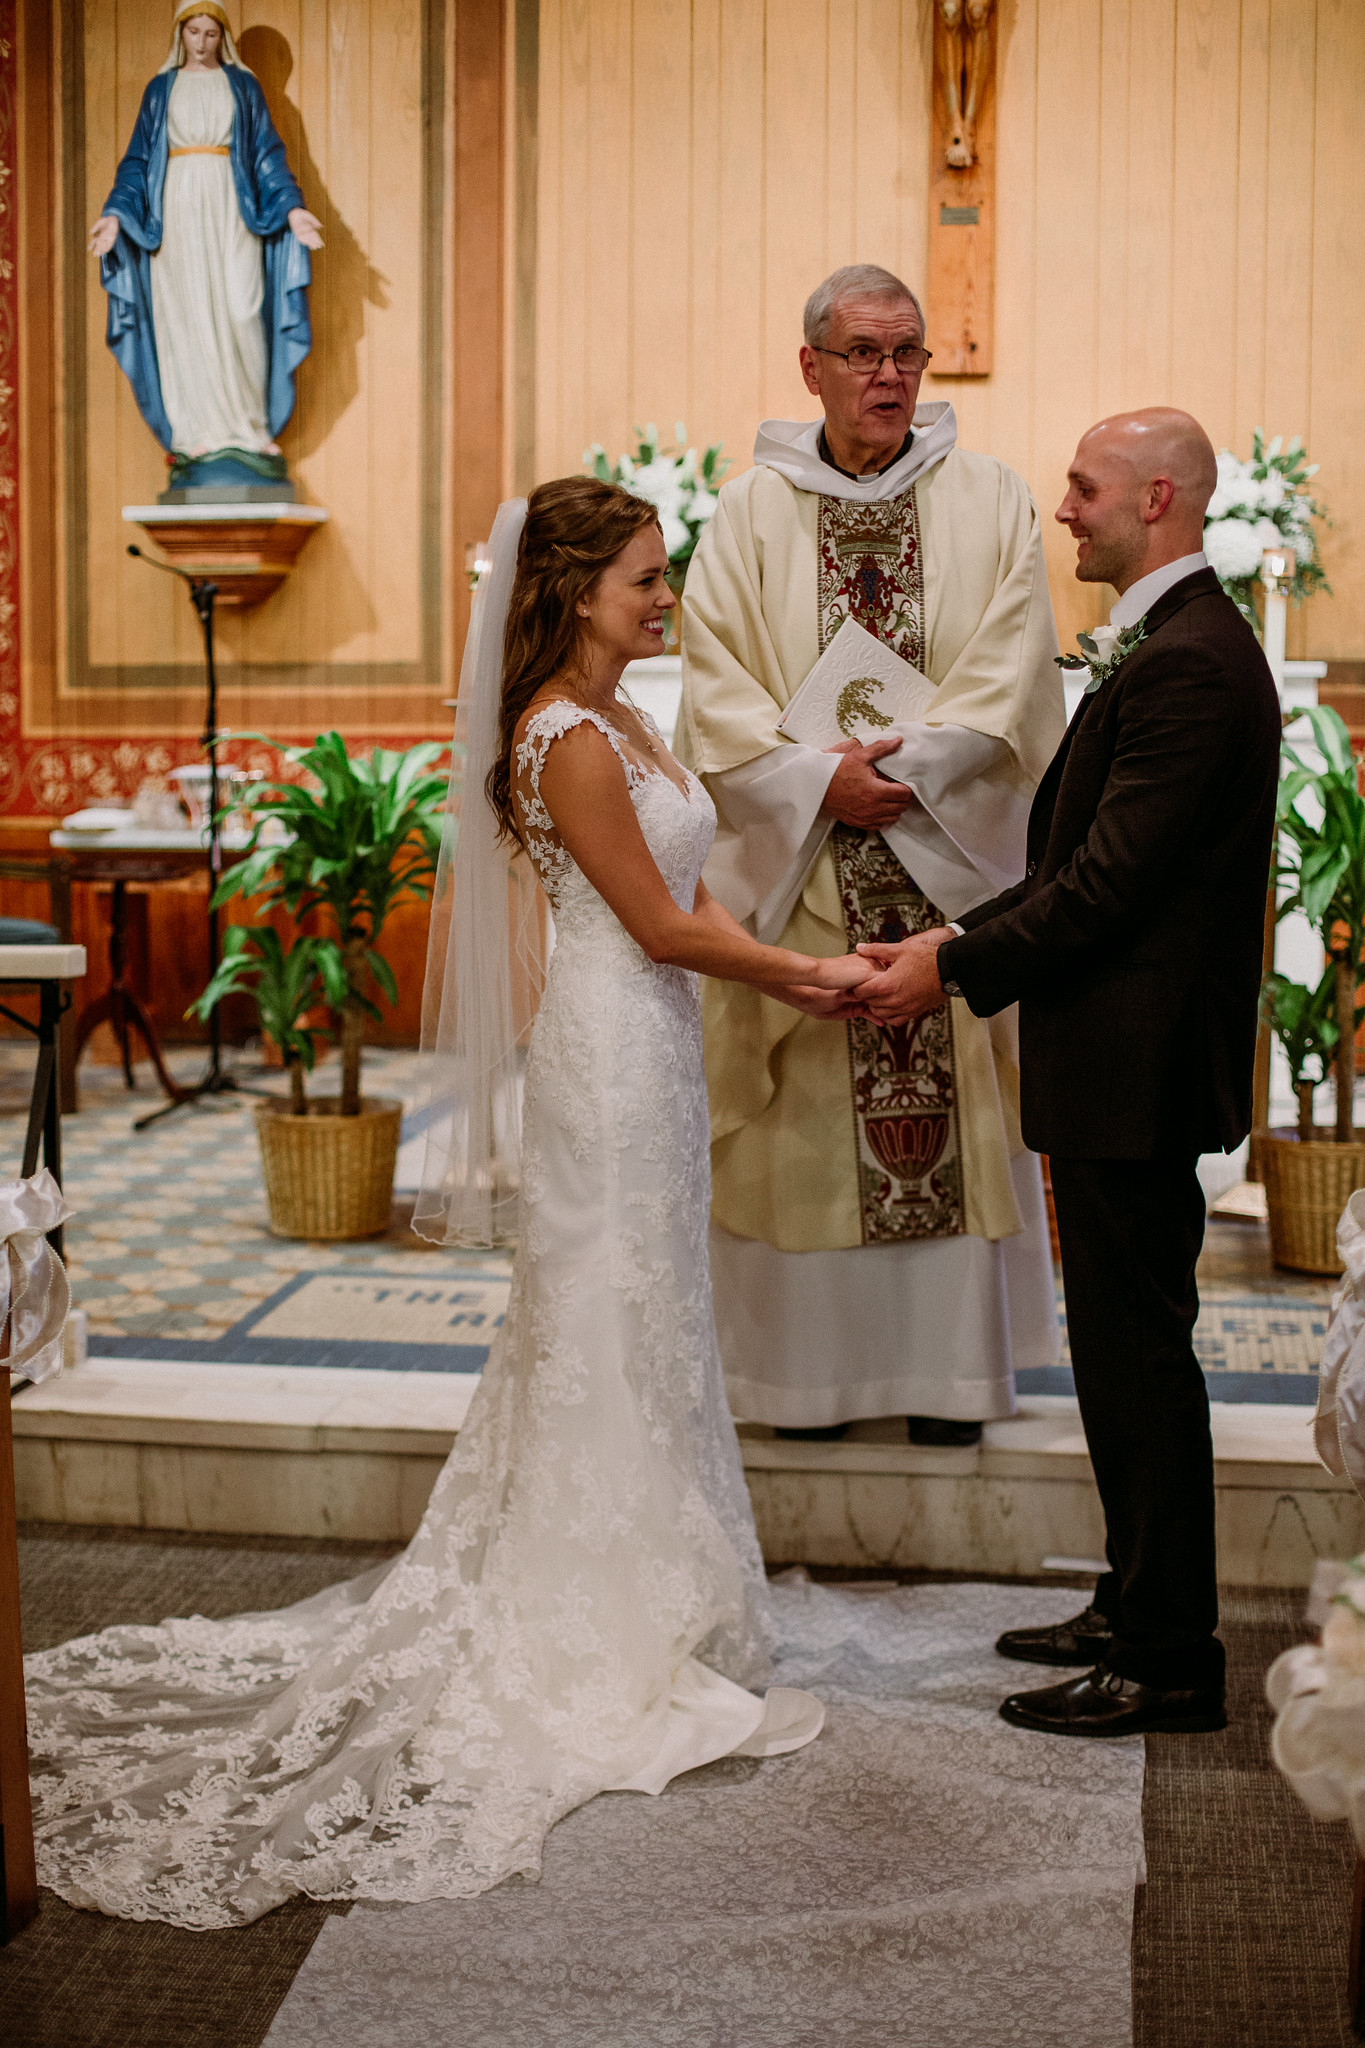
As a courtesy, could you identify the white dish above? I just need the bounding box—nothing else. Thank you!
[60,807,133,835]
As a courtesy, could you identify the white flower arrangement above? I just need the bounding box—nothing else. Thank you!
[1203,431,1329,628]
[584,424,731,573]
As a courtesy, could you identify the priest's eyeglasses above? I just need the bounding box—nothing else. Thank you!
[815,343,933,376]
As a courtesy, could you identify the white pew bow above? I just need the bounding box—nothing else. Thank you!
[0,1168,71,1384]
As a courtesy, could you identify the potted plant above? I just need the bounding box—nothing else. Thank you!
[1259,705,1365,1272]
[190,926,332,1116]
[1261,967,1338,1144]
[202,733,448,1239]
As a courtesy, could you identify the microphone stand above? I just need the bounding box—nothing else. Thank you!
[126,544,242,1128]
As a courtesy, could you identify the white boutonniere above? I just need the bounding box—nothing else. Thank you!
[1056,618,1149,694]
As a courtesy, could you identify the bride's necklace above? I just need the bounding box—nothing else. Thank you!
[543,685,662,760]
[588,695,661,757]
[625,716,662,758]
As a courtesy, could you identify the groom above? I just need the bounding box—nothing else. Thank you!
[853,408,1281,1735]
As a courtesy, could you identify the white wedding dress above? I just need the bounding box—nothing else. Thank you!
[25,701,821,1929]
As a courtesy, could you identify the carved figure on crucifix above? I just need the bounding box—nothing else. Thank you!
[937,0,995,169]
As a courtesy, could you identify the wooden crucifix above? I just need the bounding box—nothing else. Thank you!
[927,0,997,378]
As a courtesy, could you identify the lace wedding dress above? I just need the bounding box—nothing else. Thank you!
[25,701,821,1929]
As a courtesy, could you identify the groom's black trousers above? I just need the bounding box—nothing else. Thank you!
[1048,1154,1223,1692]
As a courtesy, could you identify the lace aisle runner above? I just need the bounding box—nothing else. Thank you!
[265,1581,1145,2048]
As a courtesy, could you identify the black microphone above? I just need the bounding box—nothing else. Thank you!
[127,541,190,580]
[127,543,217,604]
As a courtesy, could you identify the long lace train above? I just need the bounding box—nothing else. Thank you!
[26,700,820,1927]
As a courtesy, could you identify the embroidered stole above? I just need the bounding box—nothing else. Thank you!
[818,491,964,1245]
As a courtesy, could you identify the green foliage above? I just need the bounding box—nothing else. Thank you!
[207,732,450,1111]
[213,732,448,941]
[1276,706,1365,965]
[1260,967,1339,1091]
[1275,705,1365,1137]
[187,925,330,1073]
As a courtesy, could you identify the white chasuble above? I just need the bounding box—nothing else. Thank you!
[676,406,1065,1425]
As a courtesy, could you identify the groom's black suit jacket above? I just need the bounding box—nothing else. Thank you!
[936,567,1281,1160]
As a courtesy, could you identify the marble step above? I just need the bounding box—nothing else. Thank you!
[12,1363,1359,1585]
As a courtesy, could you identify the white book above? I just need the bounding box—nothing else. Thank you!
[775,617,936,749]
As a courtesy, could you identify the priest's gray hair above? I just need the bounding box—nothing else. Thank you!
[803,266,925,348]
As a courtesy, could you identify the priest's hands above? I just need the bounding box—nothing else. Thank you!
[852,929,955,1024]
[820,738,914,830]
[289,208,325,249]
[88,215,119,258]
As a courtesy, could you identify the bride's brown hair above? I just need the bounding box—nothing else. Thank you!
[486,476,663,845]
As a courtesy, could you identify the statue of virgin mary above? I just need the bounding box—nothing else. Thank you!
[89,4,323,496]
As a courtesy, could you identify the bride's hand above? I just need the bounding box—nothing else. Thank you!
[807,953,876,991]
[778,983,865,1019]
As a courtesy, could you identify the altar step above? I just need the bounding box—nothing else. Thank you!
[12,1362,1361,1586]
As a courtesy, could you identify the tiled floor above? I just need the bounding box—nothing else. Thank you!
[1018,1217,1333,1407]
[0,1041,1338,1400]
[0,1043,510,1373]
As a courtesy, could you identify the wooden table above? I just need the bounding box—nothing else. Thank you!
[0,940,85,1943]
[50,828,247,1113]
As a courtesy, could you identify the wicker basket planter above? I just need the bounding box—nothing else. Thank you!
[254,1096,403,1240]
[1256,1125,1365,1275]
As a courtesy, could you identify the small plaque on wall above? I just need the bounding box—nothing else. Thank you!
[927,3,997,378]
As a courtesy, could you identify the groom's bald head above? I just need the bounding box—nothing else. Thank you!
[1082,409,1218,510]
[1057,408,1217,593]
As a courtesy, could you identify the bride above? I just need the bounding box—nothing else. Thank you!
[24,478,874,1928]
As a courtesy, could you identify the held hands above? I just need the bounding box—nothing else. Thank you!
[779,949,877,1019]
[852,928,955,1024]
[820,737,914,831]
[784,933,953,1024]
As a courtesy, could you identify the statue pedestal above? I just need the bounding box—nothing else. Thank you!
[121,503,329,608]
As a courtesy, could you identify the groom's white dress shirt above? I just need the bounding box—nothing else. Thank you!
[1109,550,1209,629]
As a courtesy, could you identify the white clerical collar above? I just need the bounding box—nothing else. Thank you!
[752,401,958,502]
[1110,552,1208,628]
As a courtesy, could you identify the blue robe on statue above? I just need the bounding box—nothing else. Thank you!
[99,66,311,451]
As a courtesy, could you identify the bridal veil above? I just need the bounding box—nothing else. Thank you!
[413,498,547,1247]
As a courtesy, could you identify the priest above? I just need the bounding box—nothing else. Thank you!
[676,264,1064,1443]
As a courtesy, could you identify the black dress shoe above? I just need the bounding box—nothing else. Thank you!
[999,1664,1227,1738]
[995,1603,1114,1668]
[773,1422,850,1441]
[906,1416,983,1447]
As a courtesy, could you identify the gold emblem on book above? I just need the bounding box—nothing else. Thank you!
[835,677,894,737]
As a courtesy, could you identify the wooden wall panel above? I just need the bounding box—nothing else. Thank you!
[533,0,1365,661]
